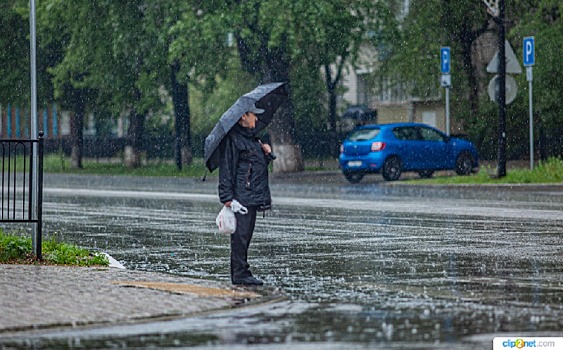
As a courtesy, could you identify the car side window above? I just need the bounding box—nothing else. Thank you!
[392,127,419,141]
[420,127,446,142]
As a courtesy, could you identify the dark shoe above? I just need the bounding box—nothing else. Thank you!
[232,276,264,286]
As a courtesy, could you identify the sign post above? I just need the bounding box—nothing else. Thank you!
[440,47,451,136]
[523,36,535,170]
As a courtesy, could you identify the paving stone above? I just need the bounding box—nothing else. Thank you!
[0,265,272,334]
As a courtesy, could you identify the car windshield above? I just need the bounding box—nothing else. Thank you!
[347,128,380,141]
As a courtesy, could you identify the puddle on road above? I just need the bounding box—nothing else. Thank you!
[2,192,560,349]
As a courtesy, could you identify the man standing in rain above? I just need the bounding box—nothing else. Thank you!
[218,104,274,286]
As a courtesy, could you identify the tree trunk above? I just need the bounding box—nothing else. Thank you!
[263,41,304,173]
[455,16,490,122]
[327,89,337,132]
[459,23,479,121]
[324,56,347,150]
[268,93,305,174]
[170,62,192,170]
[324,58,346,133]
[124,109,145,168]
[235,28,304,173]
[70,91,85,169]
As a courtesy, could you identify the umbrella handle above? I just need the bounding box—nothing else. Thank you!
[258,139,276,160]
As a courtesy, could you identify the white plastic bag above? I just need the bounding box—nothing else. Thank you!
[216,206,236,234]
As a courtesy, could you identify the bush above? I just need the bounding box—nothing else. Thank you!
[0,230,109,266]
[0,234,32,261]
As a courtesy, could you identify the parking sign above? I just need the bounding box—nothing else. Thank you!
[523,37,535,66]
[440,47,451,73]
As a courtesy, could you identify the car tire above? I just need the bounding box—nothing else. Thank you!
[344,172,364,184]
[418,170,434,179]
[455,152,474,175]
[382,157,402,181]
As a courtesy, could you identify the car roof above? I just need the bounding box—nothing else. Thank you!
[355,122,432,130]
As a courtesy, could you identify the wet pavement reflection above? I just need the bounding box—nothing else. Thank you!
[6,174,563,349]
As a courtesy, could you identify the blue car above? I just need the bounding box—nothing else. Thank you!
[339,123,479,183]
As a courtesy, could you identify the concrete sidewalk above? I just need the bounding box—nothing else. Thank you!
[0,264,280,335]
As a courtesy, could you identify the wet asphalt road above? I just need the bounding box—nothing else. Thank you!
[8,173,563,349]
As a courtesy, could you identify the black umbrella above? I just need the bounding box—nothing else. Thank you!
[341,104,376,123]
[204,82,287,172]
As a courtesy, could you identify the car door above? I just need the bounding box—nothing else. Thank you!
[391,126,420,170]
[418,126,450,169]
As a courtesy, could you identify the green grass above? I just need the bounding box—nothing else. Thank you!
[43,154,209,177]
[407,157,562,184]
[0,230,109,266]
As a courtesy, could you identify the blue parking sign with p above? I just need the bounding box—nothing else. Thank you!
[440,47,451,73]
[523,37,535,66]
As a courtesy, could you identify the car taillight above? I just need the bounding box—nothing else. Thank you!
[371,142,386,152]
[340,144,344,154]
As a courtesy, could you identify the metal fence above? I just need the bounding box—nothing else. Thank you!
[0,133,44,258]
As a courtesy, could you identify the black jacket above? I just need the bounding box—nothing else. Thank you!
[218,124,272,210]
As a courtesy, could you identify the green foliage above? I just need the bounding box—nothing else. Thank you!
[510,0,563,157]
[535,157,563,183]
[462,95,536,160]
[0,230,109,266]
[384,0,490,100]
[188,62,256,136]
[168,2,233,88]
[42,237,109,266]
[0,232,32,261]
[383,0,442,98]
[0,1,29,105]
[3,0,557,165]
[291,62,327,133]
[384,0,562,160]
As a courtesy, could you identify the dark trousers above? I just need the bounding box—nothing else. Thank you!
[231,207,257,282]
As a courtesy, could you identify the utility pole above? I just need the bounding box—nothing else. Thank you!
[496,0,507,177]
[30,0,41,257]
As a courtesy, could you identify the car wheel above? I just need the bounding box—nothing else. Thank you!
[418,170,434,179]
[382,157,402,181]
[344,172,364,184]
[455,152,474,175]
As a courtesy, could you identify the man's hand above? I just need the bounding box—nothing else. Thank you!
[224,201,232,207]
[260,142,272,155]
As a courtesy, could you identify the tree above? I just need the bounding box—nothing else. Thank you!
[38,0,111,168]
[510,0,562,159]
[104,2,166,168]
[0,1,56,130]
[168,2,235,169]
[0,1,30,107]
[197,0,387,172]
[225,0,304,173]
[40,1,169,168]
[384,0,493,123]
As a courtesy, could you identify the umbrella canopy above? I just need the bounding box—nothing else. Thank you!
[341,105,376,123]
[204,82,287,172]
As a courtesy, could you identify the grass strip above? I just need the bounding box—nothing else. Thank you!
[42,154,209,177]
[407,157,562,184]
